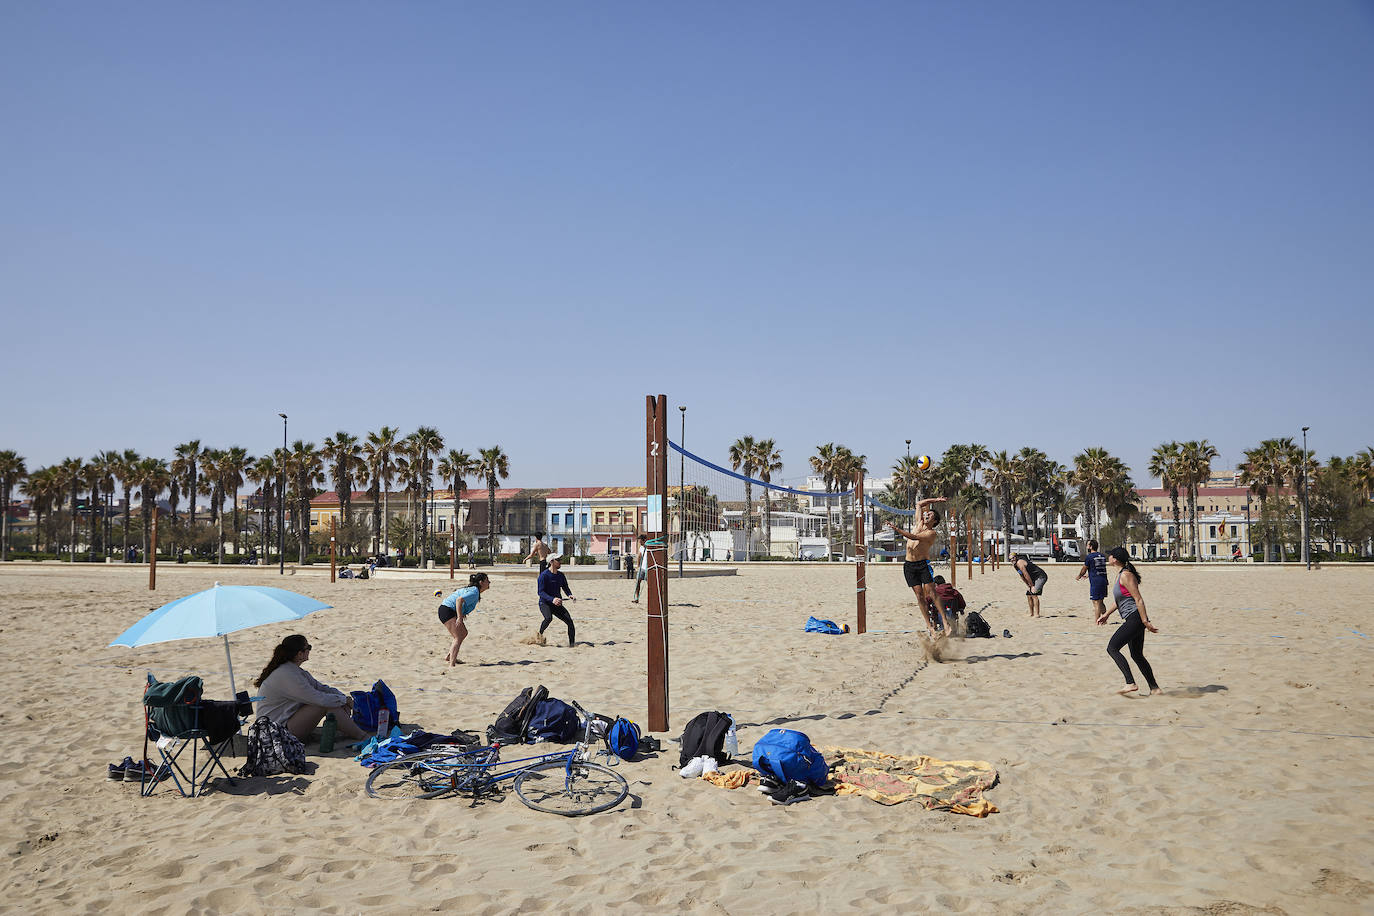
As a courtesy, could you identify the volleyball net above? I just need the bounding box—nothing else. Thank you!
[667,441,854,562]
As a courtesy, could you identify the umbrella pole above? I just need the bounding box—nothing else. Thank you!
[224,635,238,698]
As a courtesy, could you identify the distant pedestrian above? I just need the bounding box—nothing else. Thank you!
[524,532,553,571]
[631,534,649,603]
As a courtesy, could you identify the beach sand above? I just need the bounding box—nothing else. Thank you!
[2,560,1372,914]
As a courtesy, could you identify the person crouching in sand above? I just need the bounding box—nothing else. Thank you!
[439,573,490,666]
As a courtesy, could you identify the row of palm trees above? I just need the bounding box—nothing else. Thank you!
[0,435,513,563]
[702,437,1374,560]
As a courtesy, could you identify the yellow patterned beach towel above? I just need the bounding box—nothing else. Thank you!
[820,746,999,817]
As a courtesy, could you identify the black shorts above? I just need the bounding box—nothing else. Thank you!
[903,559,935,587]
[438,604,458,625]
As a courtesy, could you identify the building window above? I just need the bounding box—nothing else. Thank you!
[595,512,605,524]
[581,513,588,527]
[1209,526,1216,538]
[439,518,446,532]
[1230,526,1237,537]
[1210,545,1217,555]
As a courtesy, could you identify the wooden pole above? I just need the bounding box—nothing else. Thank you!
[980,521,985,575]
[148,506,158,590]
[449,531,455,579]
[854,469,866,635]
[330,516,336,583]
[949,532,958,586]
[645,395,670,733]
[966,519,973,580]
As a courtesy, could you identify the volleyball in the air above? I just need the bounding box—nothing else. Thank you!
[916,454,932,471]
[435,589,444,598]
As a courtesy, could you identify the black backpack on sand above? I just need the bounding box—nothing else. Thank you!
[488,685,548,744]
[965,611,992,639]
[678,710,733,767]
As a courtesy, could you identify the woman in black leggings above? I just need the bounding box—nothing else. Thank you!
[1097,547,1161,696]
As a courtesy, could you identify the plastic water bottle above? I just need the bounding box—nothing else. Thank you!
[724,716,738,758]
[320,713,337,753]
[376,707,390,738]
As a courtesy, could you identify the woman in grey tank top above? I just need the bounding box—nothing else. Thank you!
[1096,547,1160,696]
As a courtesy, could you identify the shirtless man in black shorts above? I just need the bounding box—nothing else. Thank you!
[890,496,950,637]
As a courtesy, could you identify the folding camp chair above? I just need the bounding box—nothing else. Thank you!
[141,673,251,798]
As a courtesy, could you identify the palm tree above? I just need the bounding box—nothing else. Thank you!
[1240,437,1295,561]
[891,455,930,510]
[832,446,866,556]
[983,450,1019,560]
[408,426,444,566]
[437,449,476,549]
[219,446,251,557]
[23,465,60,554]
[1178,440,1219,559]
[810,443,839,558]
[51,457,86,560]
[116,449,140,556]
[322,431,364,530]
[0,450,27,561]
[284,441,323,564]
[1148,442,1183,559]
[246,454,278,562]
[754,438,783,558]
[477,446,510,557]
[174,441,202,528]
[728,436,759,557]
[1071,447,1116,542]
[131,457,170,559]
[1015,448,1050,539]
[87,450,121,558]
[364,427,399,558]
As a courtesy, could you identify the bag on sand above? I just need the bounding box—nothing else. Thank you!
[678,710,733,767]
[350,680,399,732]
[607,718,641,760]
[964,611,993,639]
[488,685,548,744]
[528,697,581,743]
[751,728,829,786]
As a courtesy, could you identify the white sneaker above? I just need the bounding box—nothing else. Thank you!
[700,756,720,776]
[679,756,705,778]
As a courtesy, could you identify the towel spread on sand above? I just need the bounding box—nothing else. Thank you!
[701,769,753,789]
[820,746,999,817]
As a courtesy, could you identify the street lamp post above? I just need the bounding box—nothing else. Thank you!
[678,406,685,578]
[278,413,287,575]
[905,440,912,510]
[1302,426,1310,570]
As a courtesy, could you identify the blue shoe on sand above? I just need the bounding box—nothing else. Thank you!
[107,756,137,781]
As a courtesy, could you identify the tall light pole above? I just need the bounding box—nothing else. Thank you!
[278,413,287,575]
[678,406,686,577]
[905,439,912,510]
[1302,426,1310,570]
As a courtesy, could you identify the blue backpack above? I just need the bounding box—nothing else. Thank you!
[527,698,581,743]
[805,616,848,635]
[350,679,398,732]
[607,718,640,760]
[752,728,829,785]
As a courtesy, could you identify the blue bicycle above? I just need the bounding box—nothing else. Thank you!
[364,701,629,817]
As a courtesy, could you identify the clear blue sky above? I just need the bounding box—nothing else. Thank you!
[3,2,1371,489]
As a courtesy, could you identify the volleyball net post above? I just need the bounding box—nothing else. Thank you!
[645,394,670,733]
[854,469,866,635]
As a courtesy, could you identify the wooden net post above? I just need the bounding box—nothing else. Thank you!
[854,469,866,635]
[645,395,670,733]
[949,532,958,586]
[330,516,337,583]
[966,518,973,579]
[449,530,455,580]
[148,506,158,591]
[980,521,986,575]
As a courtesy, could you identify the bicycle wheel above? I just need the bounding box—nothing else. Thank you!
[365,751,467,800]
[513,760,629,816]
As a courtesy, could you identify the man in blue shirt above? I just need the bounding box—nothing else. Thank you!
[1075,539,1109,620]
[536,555,577,647]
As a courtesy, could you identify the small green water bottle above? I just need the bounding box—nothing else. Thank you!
[321,713,337,753]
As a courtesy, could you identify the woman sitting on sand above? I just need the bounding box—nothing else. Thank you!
[253,635,369,744]
[439,573,490,666]
[1097,547,1161,696]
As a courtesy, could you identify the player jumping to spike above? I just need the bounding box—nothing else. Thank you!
[890,496,951,638]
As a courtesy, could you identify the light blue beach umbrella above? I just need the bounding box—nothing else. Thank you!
[109,582,332,697]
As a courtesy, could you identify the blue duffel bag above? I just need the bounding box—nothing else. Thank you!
[751,728,829,785]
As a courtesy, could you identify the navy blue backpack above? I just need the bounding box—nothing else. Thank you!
[527,698,581,743]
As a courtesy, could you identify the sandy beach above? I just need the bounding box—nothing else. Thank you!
[2,560,1372,914]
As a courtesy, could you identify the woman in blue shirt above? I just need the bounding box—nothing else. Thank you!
[439,573,490,666]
